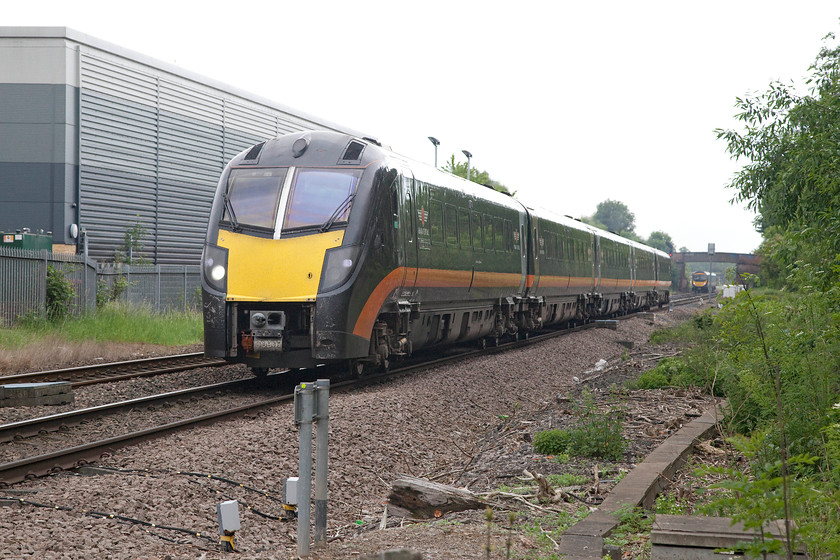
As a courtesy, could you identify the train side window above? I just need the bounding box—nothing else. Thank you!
[445,204,458,246]
[471,212,483,251]
[459,208,471,249]
[430,200,443,245]
[391,180,399,216]
[494,218,504,253]
[405,188,414,242]
[546,233,556,260]
[483,213,494,251]
[504,220,513,252]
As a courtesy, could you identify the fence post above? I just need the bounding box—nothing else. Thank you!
[41,249,48,316]
[183,266,188,313]
[157,264,161,312]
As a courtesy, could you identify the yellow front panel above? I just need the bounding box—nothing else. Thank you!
[217,230,344,302]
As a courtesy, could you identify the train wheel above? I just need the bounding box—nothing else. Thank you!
[379,356,391,373]
[251,367,269,378]
[478,338,487,350]
[349,359,366,378]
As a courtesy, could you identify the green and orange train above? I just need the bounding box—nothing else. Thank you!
[201,131,670,376]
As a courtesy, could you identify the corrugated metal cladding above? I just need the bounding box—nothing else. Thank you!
[78,50,336,264]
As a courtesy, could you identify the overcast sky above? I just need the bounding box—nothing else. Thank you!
[8,1,839,254]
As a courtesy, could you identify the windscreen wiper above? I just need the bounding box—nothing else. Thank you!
[320,193,356,233]
[223,193,241,232]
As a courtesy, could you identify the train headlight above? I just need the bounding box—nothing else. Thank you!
[211,264,226,281]
[319,244,362,293]
[202,243,229,293]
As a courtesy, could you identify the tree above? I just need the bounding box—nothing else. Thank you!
[441,155,512,195]
[114,218,150,265]
[592,199,635,235]
[716,30,840,289]
[646,231,675,254]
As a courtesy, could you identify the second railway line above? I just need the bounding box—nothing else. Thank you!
[0,302,701,487]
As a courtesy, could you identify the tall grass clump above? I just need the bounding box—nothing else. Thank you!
[7,302,202,347]
[58,303,203,345]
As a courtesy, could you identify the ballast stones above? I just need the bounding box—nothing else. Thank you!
[0,381,74,407]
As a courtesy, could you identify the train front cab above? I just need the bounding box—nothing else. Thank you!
[691,271,709,293]
[201,133,398,374]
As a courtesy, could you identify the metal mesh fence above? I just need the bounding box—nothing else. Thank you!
[0,247,199,326]
[0,248,97,327]
[97,264,201,313]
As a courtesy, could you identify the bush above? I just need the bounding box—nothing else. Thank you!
[46,265,75,321]
[568,411,627,461]
[534,429,571,455]
[534,392,627,461]
[97,276,129,309]
[630,369,670,389]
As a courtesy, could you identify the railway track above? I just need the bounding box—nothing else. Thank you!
[669,292,713,307]
[0,352,226,387]
[0,303,697,486]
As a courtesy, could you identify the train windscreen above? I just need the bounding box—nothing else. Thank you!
[222,168,288,231]
[283,169,362,231]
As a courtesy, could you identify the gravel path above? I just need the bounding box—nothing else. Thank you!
[0,304,713,559]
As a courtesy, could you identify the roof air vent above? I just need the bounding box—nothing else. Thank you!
[243,142,265,161]
[338,140,365,165]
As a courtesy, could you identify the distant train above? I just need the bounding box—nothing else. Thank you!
[201,131,671,376]
[691,271,712,293]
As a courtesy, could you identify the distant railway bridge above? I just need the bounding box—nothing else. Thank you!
[671,252,761,291]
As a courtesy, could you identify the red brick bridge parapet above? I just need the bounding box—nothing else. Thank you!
[670,252,761,291]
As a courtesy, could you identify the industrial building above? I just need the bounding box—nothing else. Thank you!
[0,27,358,264]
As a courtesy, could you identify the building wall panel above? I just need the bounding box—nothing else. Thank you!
[2,28,360,264]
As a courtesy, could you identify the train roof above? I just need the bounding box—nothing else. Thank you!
[528,204,670,259]
[388,152,526,213]
[229,131,670,260]
[229,130,526,213]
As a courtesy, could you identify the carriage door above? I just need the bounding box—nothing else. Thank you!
[530,215,540,293]
[400,169,418,293]
[593,235,601,292]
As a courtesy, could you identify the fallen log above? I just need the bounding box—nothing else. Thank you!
[388,476,485,518]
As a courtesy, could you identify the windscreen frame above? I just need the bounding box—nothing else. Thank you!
[220,167,289,234]
[279,167,364,233]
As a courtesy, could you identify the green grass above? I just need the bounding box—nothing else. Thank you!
[0,327,33,350]
[520,508,590,559]
[4,303,203,347]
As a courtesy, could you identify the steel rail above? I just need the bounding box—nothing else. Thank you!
[0,352,226,387]
[0,305,679,485]
[0,378,253,444]
[0,376,359,485]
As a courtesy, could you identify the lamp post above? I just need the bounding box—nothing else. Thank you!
[462,149,472,182]
[428,136,440,168]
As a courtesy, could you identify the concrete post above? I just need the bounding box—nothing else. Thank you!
[314,379,330,546]
[295,382,315,557]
